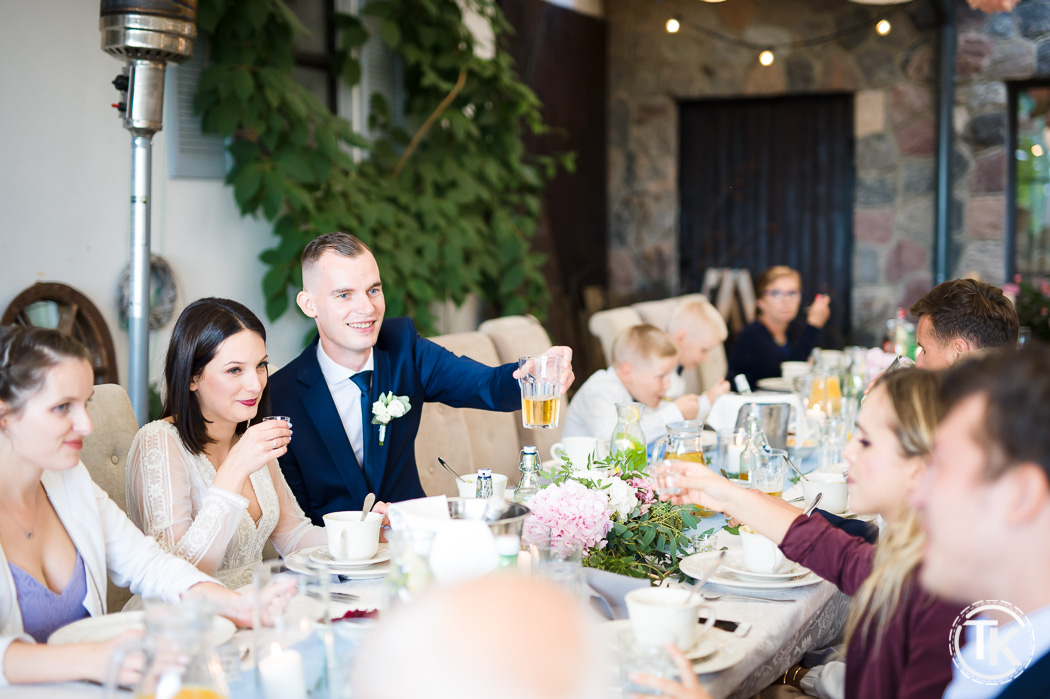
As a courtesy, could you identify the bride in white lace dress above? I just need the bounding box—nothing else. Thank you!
[126,298,327,588]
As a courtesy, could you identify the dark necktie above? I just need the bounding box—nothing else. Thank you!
[350,370,373,467]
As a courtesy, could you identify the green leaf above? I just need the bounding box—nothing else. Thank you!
[233,164,263,210]
[265,289,289,321]
[360,2,395,19]
[276,152,314,184]
[341,55,362,86]
[378,19,401,48]
[232,69,254,101]
[262,265,287,299]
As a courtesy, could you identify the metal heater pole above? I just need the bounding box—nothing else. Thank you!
[129,134,152,425]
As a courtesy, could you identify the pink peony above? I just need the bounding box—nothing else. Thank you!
[627,476,656,515]
[526,480,613,551]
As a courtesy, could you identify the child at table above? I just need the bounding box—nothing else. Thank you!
[563,324,718,446]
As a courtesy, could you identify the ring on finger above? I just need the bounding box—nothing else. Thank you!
[272,440,277,450]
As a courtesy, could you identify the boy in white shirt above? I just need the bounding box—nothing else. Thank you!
[563,324,704,445]
[665,299,732,403]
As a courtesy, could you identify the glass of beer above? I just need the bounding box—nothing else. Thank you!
[518,354,562,429]
[750,449,789,499]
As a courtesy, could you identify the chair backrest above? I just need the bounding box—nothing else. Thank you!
[478,315,563,459]
[414,332,521,496]
[587,307,645,366]
[80,383,139,612]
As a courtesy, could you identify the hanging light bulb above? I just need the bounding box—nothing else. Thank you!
[759,50,775,66]
[666,17,680,33]
[1033,144,1045,157]
[876,19,891,35]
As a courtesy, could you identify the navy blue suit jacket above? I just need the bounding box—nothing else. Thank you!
[269,318,520,524]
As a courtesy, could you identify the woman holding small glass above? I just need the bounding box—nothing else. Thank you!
[126,298,332,589]
[646,369,964,699]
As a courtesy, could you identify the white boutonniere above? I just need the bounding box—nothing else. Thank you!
[371,392,411,445]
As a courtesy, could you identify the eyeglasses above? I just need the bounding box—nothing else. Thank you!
[765,290,800,300]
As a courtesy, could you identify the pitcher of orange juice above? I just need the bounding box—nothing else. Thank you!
[105,599,229,699]
[651,421,715,516]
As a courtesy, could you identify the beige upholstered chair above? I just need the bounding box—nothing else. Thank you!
[414,332,522,496]
[478,315,563,461]
[586,307,644,367]
[80,383,139,612]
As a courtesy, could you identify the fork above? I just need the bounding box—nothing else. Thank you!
[700,592,795,604]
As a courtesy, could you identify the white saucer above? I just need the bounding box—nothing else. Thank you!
[285,548,391,579]
[307,544,390,569]
[720,554,810,582]
[604,620,722,661]
[757,377,794,393]
[681,551,823,590]
[693,636,747,674]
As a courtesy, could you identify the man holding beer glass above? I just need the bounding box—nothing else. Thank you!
[269,233,574,522]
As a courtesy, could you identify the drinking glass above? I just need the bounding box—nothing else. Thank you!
[517,355,563,429]
[385,529,435,607]
[717,428,746,478]
[618,629,678,696]
[819,417,847,471]
[750,449,788,498]
[792,375,815,410]
[533,539,584,595]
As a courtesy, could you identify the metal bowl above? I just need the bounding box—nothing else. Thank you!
[446,497,531,538]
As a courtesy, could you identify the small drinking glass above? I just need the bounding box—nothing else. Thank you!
[750,449,788,498]
[819,417,847,471]
[517,355,563,429]
[618,629,678,696]
[653,459,682,498]
[533,539,584,595]
[717,428,746,478]
[690,529,716,554]
[263,415,292,426]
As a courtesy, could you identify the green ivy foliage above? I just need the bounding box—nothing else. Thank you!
[194,0,571,332]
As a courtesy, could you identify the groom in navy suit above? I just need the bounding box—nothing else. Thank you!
[269,232,574,524]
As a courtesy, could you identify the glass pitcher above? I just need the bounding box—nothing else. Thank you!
[106,599,229,699]
[651,421,715,516]
[610,402,646,467]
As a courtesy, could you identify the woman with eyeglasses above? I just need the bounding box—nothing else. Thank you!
[727,266,831,389]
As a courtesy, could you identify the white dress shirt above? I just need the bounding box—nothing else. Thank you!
[943,603,1050,699]
[317,343,375,467]
[562,367,686,445]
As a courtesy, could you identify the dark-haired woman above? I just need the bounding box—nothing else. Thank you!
[127,298,327,588]
[726,266,831,389]
[0,326,253,686]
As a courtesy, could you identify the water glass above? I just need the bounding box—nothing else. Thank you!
[750,449,788,498]
[819,417,847,471]
[385,530,435,607]
[717,428,746,477]
[518,355,563,429]
[533,539,584,595]
[618,629,678,696]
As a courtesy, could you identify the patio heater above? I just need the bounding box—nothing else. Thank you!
[99,0,197,424]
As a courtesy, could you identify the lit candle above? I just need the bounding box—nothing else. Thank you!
[259,643,307,699]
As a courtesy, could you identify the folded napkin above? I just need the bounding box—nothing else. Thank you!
[585,568,650,620]
[707,393,811,446]
[387,496,498,584]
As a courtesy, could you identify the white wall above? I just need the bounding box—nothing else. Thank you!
[0,1,311,389]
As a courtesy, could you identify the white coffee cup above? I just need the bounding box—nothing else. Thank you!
[802,473,849,514]
[780,361,810,380]
[550,437,599,470]
[455,472,509,499]
[624,587,716,648]
[322,511,383,561]
[740,530,792,574]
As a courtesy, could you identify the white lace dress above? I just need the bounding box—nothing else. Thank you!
[126,420,326,589]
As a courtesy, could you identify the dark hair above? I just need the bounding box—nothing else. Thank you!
[908,279,1019,351]
[162,298,270,455]
[302,232,370,273]
[0,326,91,417]
[941,344,1050,481]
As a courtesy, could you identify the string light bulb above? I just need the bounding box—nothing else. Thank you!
[876,19,891,35]
[666,18,680,33]
[1033,144,1044,157]
[759,50,775,66]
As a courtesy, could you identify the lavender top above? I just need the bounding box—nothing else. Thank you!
[9,550,88,643]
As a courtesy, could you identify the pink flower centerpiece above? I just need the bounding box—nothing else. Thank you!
[526,480,613,551]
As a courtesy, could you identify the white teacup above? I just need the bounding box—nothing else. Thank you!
[740,530,792,574]
[780,361,810,380]
[624,587,716,648]
[322,511,383,561]
[802,473,849,514]
[550,437,599,470]
[454,473,509,499]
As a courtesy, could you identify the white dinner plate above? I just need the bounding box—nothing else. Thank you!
[693,636,748,674]
[48,611,236,647]
[285,548,390,579]
[757,377,795,393]
[720,553,810,582]
[307,544,390,569]
[603,620,721,662]
[681,551,823,590]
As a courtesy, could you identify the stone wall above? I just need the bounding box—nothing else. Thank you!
[607,0,1047,343]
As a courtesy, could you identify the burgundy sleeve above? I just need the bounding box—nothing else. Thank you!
[778,513,875,596]
[899,584,963,699]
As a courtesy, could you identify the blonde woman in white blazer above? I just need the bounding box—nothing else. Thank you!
[0,327,251,687]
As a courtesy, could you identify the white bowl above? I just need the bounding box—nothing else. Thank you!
[780,361,810,380]
[802,473,848,514]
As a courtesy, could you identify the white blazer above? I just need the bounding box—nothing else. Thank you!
[0,463,216,686]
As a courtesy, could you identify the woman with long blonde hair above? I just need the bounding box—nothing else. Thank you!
[638,369,963,699]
